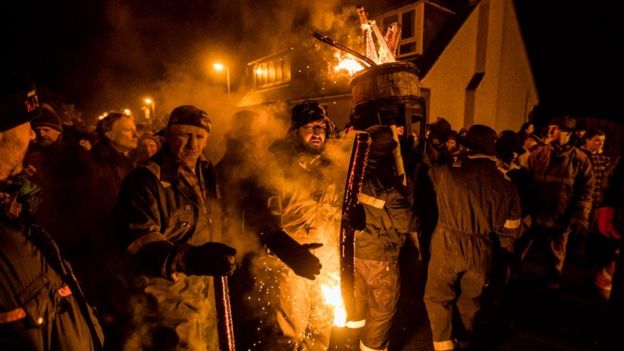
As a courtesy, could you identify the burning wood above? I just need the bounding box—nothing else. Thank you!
[313,5,399,75]
[370,20,396,63]
[357,6,379,64]
[389,23,402,56]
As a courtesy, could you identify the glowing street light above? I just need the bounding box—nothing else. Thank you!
[213,62,230,94]
[123,108,132,116]
[142,97,155,119]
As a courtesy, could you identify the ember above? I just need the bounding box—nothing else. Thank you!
[321,273,347,327]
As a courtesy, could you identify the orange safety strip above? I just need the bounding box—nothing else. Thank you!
[0,308,26,324]
[433,339,455,350]
[57,284,72,297]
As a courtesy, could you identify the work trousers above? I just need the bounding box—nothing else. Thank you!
[353,257,400,351]
[424,230,490,351]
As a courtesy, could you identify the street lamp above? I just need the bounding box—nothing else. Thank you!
[142,97,156,128]
[213,62,230,94]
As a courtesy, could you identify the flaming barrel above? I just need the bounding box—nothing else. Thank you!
[349,61,425,130]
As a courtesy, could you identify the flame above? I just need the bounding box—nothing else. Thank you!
[321,273,347,326]
[334,53,364,76]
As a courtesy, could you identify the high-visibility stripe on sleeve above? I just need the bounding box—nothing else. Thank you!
[433,339,455,350]
[359,193,385,209]
[504,218,521,229]
[345,319,366,328]
[127,232,168,255]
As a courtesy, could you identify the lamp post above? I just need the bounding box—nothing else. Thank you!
[213,63,230,94]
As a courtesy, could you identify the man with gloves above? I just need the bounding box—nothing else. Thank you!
[114,105,236,350]
[256,100,342,350]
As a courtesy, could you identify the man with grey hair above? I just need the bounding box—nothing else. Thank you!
[114,105,237,350]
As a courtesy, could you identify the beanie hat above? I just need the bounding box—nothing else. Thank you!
[32,103,63,132]
[460,124,497,155]
[167,105,211,132]
[290,100,327,131]
[0,71,40,132]
[496,130,525,162]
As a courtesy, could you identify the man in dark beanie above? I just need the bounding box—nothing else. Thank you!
[114,104,236,350]
[251,100,342,350]
[424,124,521,350]
[31,103,63,147]
[524,115,594,289]
[350,125,415,351]
[1,72,104,350]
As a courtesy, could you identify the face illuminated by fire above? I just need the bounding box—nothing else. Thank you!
[167,124,209,168]
[297,120,327,154]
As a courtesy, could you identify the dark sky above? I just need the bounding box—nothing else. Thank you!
[1,0,620,121]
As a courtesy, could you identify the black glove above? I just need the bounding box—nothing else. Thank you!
[344,203,366,231]
[182,242,237,277]
[264,230,322,280]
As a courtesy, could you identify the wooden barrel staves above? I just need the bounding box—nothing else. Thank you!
[349,61,421,105]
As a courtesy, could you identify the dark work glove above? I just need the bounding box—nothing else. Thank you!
[182,242,237,277]
[346,203,367,231]
[264,230,322,280]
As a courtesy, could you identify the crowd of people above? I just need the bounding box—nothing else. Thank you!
[2,72,624,351]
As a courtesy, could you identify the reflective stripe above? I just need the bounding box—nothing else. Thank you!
[0,285,73,324]
[534,174,574,186]
[57,284,72,297]
[127,232,169,255]
[0,308,26,324]
[504,218,521,229]
[433,339,455,350]
[346,319,366,328]
[360,340,387,351]
[359,193,385,209]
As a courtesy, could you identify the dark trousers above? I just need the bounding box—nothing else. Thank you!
[424,233,489,351]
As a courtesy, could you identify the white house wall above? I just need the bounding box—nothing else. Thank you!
[421,0,538,132]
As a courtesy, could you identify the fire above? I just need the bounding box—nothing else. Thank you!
[334,53,364,76]
[321,274,347,327]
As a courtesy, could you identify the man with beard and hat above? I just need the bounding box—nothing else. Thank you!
[0,72,103,350]
[350,125,415,351]
[254,100,343,350]
[524,115,594,289]
[424,125,521,351]
[113,105,237,350]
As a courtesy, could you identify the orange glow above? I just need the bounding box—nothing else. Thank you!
[213,63,225,72]
[321,273,347,327]
[334,53,364,76]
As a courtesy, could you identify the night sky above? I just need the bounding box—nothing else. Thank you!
[1,0,620,121]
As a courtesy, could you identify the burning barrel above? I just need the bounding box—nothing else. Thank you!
[349,61,425,130]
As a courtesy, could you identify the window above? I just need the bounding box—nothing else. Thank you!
[254,54,291,89]
[379,3,419,58]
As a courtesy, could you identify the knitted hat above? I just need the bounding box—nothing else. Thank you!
[32,103,63,132]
